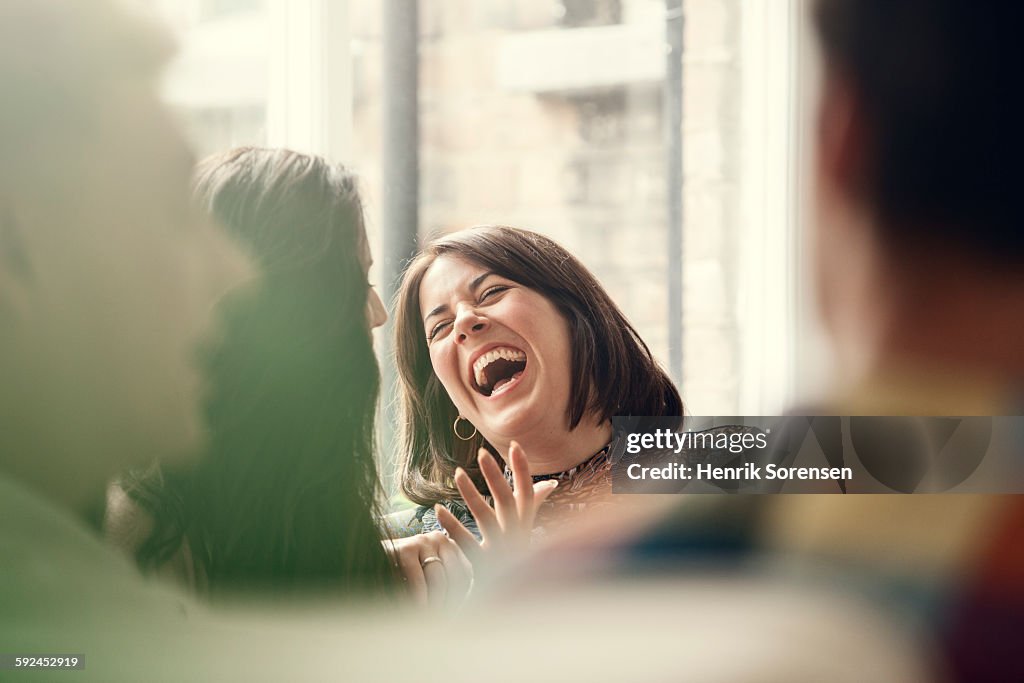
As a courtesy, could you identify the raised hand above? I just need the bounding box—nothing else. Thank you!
[435,441,557,563]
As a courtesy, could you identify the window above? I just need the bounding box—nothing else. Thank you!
[146,0,828,435]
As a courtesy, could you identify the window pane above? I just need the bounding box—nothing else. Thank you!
[353,0,808,414]
[143,0,270,158]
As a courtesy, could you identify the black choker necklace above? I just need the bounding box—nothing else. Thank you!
[502,440,614,488]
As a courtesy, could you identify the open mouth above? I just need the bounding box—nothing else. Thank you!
[472,346,527,397]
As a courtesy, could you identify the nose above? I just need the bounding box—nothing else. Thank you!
[452,303,487,345]
[367,285,388,330]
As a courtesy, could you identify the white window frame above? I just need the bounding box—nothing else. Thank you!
[158,0,353,162]
[736,0,825,414]
[266,0,352,162]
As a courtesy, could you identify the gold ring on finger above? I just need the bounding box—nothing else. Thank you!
[420,556,443,568]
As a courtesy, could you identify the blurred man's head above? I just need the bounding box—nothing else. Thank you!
[0,0,252,512]
[811,0,1024,383]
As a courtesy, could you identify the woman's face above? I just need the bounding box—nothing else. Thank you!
[359,229,387,330]
[418,255,574,446]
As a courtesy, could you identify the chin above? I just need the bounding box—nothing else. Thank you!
[479,409,539,444]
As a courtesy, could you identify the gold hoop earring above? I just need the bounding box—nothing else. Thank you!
[453,416,477,441]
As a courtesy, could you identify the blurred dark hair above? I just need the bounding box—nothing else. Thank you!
[123,147,394,595]
[395,226,682,507]
[813,0,1021,259]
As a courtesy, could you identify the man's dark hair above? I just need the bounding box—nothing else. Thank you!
[814,0,1021,259]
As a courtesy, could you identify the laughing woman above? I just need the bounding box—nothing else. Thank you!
[394,226,682,554]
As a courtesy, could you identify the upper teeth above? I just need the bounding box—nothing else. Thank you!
[473,347,526,388]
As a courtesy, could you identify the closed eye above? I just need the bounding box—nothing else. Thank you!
[427,320,452,342]
[426,285,510,342]
[479,284,509,302]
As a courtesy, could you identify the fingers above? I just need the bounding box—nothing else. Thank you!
[387,538,428,606]
[457,446,556,549]
[448,446,557,559]
[508,441,556,530]
[454,467,501,544]
[478,449,516,531]
[387,532,466,608]
[435,534,474,606]
[524,479,558,528]
[508,441,534,520]
[419,533,448,608]
[435,504,482,561]
[533,479,559,504]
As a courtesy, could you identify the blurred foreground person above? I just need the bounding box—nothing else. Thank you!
[810,0,1022,410]
[107,147,469,604]
[769,1,1024,679]
[0,0,261,676]
[0,2,251,522]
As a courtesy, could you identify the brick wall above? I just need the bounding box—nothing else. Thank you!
[353,0,748,414]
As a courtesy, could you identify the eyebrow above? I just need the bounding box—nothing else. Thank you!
[423,271,496,324]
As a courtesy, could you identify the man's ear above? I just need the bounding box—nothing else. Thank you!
[817,71,869,204]
[0,203,34,318]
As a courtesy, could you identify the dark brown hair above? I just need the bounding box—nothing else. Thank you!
[395,226,682,506]
[123,148,395,595]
